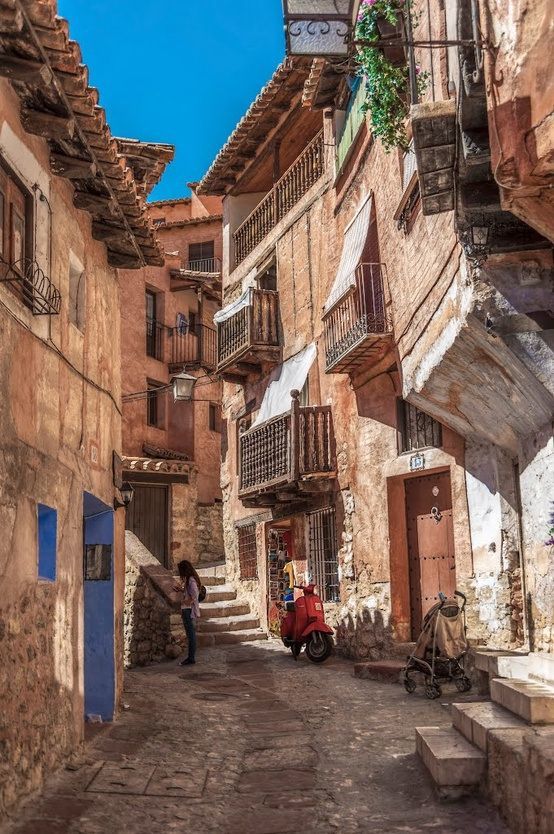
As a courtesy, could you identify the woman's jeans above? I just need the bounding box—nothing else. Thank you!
[181,608,197,661]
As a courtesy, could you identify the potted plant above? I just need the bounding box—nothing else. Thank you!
[355,0,428,151]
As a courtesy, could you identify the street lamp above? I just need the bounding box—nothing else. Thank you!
[283,0,357,57]
[171,371,197,402]
[114,481,135,510]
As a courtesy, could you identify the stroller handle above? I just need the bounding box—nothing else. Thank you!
[455,589,467,611]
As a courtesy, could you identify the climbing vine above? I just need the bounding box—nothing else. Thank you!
[355,0,428,151]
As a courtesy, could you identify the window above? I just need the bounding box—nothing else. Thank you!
[257,259,277,291]
[188,310,197,335]
[146,291,162,358]
[209,403,221,432]
[396,140,421,234]
[238,523,257,579]
[299,378,309,407]
[68,255,85,330]
[188,241,214,269]
[37,504,57,581]
[398,400,442,453]
[152,217,165,228]
[308,507,339,603]
[147,382,162,427]
[0,160,33,307]
[336,77,366,172]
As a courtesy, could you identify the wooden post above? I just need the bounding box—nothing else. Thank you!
[290,389,300,484]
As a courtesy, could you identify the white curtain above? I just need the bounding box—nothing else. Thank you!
[251,343,317,428]
[213,268,258,324]
[323,192,373,313]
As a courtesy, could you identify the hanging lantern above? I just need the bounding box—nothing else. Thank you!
[283,0,358,57]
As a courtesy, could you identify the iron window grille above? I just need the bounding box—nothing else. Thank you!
[0,254,61,315]
[238,523,258,580]
[308,507,339,603]
[398,400,442,453]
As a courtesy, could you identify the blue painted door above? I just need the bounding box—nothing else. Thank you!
[83,493,115,721]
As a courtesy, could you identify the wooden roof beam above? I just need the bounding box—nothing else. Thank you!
[20,105,75,140]
[0,52,51,82]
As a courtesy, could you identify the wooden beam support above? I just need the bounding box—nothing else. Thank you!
[50,152,96,179]
[20,106,75,141]
[73,189,117,215]
[0,53,51,83]
[107,249,142,269]
[91,220,131,244]
[0,6,24,33]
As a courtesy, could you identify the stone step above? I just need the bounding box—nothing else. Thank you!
[451,700,525,752]
[197,562,226,580]
[197,629,268,648]
[198,575,226,587]
[389,642,416,660]
[472,649,529,678]
[205,585,237,603]
[415,726,486,797]
[490,678,554,724]
[197,614,260,634]
[354,660,404,683]
[171,601,250,623]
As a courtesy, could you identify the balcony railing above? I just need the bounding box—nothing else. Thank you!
[323,263,393,374]
[169,324,217,370]
[239,393,335,501]
[217,288,280,374]
[182,257,221,274]
[146,317,165,360]
[233,129,325,267]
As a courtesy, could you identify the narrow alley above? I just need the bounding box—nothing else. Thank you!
[2,641,508,834]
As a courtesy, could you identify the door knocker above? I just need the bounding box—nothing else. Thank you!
[431,506,442,524]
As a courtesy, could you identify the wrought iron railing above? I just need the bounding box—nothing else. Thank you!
[323,263,392,371]
[169,323,217,370]
[146,316,165,360]
[0,255,61,315]
[239,392,335,495]
[233,130,325,266]
[183,257,221,274]
[217,288,280,369]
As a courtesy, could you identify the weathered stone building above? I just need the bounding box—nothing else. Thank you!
[0,0,168,816]
[119,191,224,569]
[197,0,552,666]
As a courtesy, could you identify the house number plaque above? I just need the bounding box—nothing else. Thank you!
[410,452,425,472]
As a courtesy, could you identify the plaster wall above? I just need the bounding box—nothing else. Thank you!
[0,81,124,815]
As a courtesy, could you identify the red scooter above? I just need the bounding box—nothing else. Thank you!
[280,584,334,663]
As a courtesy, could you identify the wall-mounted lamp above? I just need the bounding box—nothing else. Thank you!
[471,225,490,247]
[114,481,135,510]
[171,371,197,402]
[282,0,356,57]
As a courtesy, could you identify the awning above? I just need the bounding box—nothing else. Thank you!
[323,192,372,313]
[213,268,258,324]
[251,343,317,428]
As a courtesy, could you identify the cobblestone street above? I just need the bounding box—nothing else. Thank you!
[2,641,509,834]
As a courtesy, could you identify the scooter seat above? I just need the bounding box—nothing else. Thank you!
[285,601,296,613]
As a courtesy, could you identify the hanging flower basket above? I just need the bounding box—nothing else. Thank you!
[355,0,428,151]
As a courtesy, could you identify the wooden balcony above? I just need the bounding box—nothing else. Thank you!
[168,324,217,372]
[323,263,393,374]
[233,130,325,267]
[217,288,280,380]
[239,392,336,509]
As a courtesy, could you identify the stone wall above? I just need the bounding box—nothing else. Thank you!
[169,481,224,570]
[197,502,225,564]
[124,532,182,668]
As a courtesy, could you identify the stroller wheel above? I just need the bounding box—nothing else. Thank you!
[455,675,472,692]
[425,684,442,700]
[404,677,416,694]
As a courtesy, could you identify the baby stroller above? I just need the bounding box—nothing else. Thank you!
[401,590,471,699]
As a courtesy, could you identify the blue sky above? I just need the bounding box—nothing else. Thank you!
[57,1,285,201]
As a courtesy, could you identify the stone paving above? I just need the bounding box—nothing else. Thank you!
[1,640,510,834]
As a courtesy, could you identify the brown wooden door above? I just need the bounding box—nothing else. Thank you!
[405,471,456,639]
[125,483,169,567]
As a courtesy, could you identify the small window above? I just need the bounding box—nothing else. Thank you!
[0,158,34,308]
[299,378,309,408]
[147,382,163,428]
[152,217,165,228]
[257,260,277,291]
[84,544,112,581]
[308,507,339,602]
[189,310,197,334]
[69,256,85,330]
[398,400,442,453]
[37,504,57,581]
[209,403,221,432]
[188,241,214,270]
[146,291,162,358]
[238,523,257,579]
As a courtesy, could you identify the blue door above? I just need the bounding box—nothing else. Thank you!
[83,493,115,721]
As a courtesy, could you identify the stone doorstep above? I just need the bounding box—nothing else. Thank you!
[170,602,251,622]
[415,726,486,788]
[197,562,226,579]
[490,678,554,724]
[196,574,226,587]
[353,659,404,683]
[205,585,238,603]
[197,629,268,647]
[197,614,260,633]
[451,701,526,752]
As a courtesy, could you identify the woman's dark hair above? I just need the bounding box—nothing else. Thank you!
[177,559,202,590]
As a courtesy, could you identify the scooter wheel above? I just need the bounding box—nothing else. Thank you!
[455,675,472,692]
[404,677,416,694]
[305,632,333,663]
[425,684,442,700]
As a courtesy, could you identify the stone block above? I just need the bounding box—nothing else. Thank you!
[487,728,526,834]
[353,659,404,683]
[490,678,554,724]
[415,726,486,791]
[451,701,525,751]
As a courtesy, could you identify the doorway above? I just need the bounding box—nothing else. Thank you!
[83,493,115,721]
[404,471,456,639]
[125,483,169,566]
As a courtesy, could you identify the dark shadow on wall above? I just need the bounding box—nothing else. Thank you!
[335,607,394,661]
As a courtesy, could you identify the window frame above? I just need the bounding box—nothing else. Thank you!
[147,381,163,428]
[307,507,339,603]
[397,399,443,454]
[188,240,215,266]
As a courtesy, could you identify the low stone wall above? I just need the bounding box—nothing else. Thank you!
[124,532,183,668]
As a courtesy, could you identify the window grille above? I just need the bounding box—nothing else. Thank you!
[308,507,339,603]
[238,523,257,579]
[398,400,442,453]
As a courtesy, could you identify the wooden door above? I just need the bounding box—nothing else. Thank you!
[405,471,456,639]
[125,483,169,567]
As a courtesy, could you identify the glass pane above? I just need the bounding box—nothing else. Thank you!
[288,19,350,55]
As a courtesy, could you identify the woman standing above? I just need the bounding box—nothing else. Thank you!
[175,560,202,666]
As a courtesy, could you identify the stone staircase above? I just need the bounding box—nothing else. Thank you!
[170,562,268,648]
[415,650,554,832]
